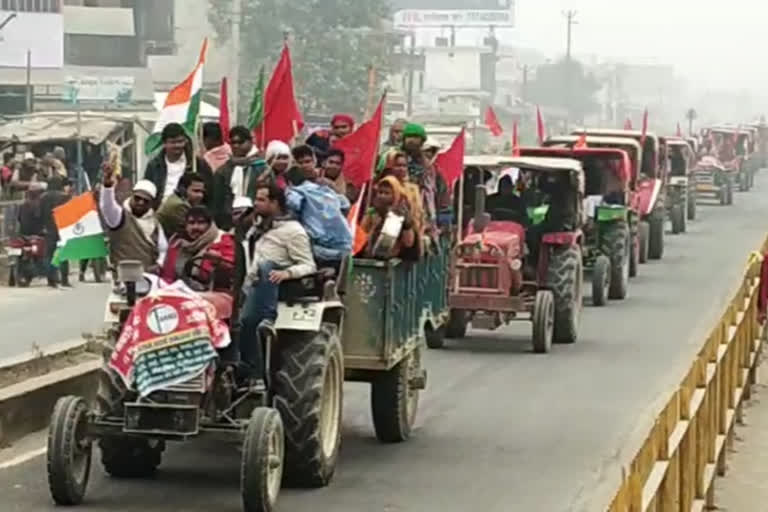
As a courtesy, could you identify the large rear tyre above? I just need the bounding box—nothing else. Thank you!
[629,229,639,278]
[638,221,650,264]
[605,224,630,300]
[546,245,583,344]
[47,396,92,506]
[671,204,685,235]
[99,437,164,478]
[273,323,343,487]
[687,191,697,220]
[7,264,16,287]
[371,346,422,443]
[591,255,610,307]
[531,290,554,354]
[648,210,664,260]
[241,407,284,512]
[424,322,446,349]
[445,309,469,339]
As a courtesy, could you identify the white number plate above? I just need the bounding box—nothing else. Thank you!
[6,248,22,256]
[275,303,323,331]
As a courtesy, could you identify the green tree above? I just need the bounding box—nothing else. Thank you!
[208,0,394,120]
[526,58,601,123]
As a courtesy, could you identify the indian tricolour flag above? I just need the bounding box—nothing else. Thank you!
[145,39,208,155]
[53,193,108,262]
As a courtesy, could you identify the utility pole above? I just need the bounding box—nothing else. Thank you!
[563,10,577,61]
[25,50,32,113]
[230,0,242,120]
[406,32,416,117]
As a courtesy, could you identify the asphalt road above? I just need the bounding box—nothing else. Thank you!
[2,178,768,512]
[0,279,109,361]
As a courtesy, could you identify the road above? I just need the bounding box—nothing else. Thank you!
[0,280,109,361]
[2,178,768,512]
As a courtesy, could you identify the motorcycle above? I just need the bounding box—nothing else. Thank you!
[6,235,46,287]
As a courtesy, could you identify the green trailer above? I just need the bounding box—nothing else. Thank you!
[341,240,449,442]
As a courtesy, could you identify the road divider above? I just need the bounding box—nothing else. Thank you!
[0,338,101,448]
[601,241,767,511]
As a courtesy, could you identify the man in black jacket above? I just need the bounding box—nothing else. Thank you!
[143,123,213,210]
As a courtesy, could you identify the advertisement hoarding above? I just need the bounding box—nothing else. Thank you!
[394,6,515,28]
[64,75,135,103]
[0,11,63,68]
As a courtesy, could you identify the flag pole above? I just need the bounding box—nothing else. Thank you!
[192,116,200,175]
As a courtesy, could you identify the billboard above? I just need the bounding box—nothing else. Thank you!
[0,11,64,68]
[64,76,135,104]
[391,0,513,9]
[394,5,515,28]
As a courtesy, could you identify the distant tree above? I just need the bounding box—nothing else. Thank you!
[526,58,601,123]
[208,0,394,119]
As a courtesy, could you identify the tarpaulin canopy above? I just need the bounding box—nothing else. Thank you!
[0,113,126,144]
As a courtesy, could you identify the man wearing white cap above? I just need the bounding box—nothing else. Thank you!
[99,163,167,271]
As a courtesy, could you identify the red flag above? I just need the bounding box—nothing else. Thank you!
[574,133,588,149]
[347,183,369,256]
[676,122,682,137]
[254,44,305,147]
[640,108,648,147]
[536,106,546,146]
[435,128,466,189]
[218,77,231,143]
[485,106,503,136]
[512,122,521,157]
[624,118,633,130]
[332,95,384,188]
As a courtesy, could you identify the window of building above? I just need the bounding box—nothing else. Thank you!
[1,0,60,12]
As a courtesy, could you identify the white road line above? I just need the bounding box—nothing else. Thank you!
[0,446,46,469]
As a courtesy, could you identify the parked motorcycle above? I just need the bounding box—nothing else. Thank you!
[6,235,47,287]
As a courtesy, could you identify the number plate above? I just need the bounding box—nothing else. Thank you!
[276,303,324,331]
[6,248,21,256]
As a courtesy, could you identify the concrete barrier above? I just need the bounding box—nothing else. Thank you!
[597,241,767,511]
[0,339,100,448]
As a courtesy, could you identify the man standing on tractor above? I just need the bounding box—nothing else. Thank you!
[99,163,167,273]
[157,173,207,237]
[306,114,355,164]
[239,183,316,389]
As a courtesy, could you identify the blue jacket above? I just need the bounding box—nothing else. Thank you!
[286,181,352,261]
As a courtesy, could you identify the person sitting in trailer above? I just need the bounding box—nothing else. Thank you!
[361,176,417,260]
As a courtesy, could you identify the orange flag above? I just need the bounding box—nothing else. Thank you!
[536,106,546,145]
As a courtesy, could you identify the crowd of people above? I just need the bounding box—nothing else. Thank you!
[93,115,451,389]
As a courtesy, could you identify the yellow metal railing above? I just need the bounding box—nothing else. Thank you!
[607,244,766,511]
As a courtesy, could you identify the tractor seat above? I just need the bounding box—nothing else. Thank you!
[278,266,338,302]
[198,291,234,320]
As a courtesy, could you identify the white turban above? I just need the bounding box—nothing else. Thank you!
[232,196,253,210]
[265,140,291,162]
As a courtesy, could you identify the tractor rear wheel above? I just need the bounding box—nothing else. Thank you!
[671,204,685,235]
[638,221,650,264]
[648,210,664,260]
[273,323,343,487]
[687,191,697,220]
[546,245,583,344]
[605,224,630,300]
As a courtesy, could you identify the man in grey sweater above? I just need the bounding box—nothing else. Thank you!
[239,183,316,387]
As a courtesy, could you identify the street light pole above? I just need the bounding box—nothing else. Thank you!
[563,10,578,61]
[230,0,242,120]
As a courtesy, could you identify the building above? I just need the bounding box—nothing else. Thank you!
[0,0,175,115]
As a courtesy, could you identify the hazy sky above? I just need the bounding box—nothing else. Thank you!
[515,0,768,91]
[422,1,767,93]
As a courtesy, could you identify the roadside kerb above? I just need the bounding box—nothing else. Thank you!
[598,240,767,511]
[0,338,101,448]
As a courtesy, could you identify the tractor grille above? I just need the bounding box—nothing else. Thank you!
[458,264,499,291]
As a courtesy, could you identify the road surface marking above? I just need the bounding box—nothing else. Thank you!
[0,446,46,470]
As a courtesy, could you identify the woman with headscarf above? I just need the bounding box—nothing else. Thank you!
[361,176,416,259]
[379,151,425,244]
[263,140,293,190]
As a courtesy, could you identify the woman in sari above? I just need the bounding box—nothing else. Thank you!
[361,176,416,260]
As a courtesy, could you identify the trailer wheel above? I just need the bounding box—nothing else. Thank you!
[371,346,422,443]
[241,407,284,512]
[273,323,343,487]
[47,396,92,506]
[425,322,446,349]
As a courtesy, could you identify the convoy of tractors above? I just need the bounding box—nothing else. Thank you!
[43,120,768,512]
